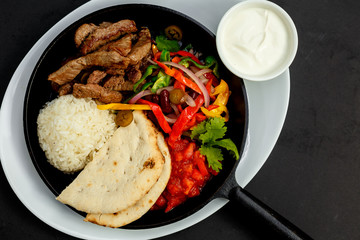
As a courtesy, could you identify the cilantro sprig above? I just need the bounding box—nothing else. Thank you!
[190,117,239,172]
[155,35,180,52]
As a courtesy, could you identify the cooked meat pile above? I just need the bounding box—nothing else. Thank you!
[48,19,152,103]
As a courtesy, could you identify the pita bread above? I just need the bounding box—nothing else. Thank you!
[84,132,171,227]
[56,111,165,214]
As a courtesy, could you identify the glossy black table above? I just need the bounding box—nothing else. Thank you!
[1,0,360,239]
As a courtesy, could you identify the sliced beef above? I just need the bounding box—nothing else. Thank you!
[127,28,151,65]
[127,64,142,83]
[105,68,125,76]
[74,23,97,48]
[103,75,135,91]
[48,51,130,85]
[73,83,102,98]
[58,83,73,96]
[73,83,122,103]
[87,70,107,84]
[99,89,123,103]
[98,34,133,56]
[80,19,137,55]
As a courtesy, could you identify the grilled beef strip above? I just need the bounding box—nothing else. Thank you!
[80,19,137,55]
[48,51,130,85]
[74,23,97,48]
[99,88,123,103]
[58,83,73,96]
[127,28,151,65]
[98,33,134,56]
[105,68,125,75]
[127,64,142,83]
[87,70,107,84]
[73,83,122,103]
[103,75,136,91]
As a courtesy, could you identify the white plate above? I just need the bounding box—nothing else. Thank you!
[0,0,289,239]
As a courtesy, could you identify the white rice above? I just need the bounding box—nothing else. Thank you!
[37,95,117,173]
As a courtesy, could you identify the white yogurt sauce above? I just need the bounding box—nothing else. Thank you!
[220,6,289,76]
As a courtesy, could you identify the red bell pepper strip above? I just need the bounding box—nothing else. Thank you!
[205,78,216,101]
[171,50,202,64]
[174,80,186,91]
[168,95,205,146]
[137,99,172,134]
[195,112,207,122]
[154,60,201,94]
[203,72,219,86]
[183,116,197,131]
[172,56,182,63]
[153,51,162,61]
[206,104,219,111]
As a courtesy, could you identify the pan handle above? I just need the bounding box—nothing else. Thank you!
[229,186,313,240]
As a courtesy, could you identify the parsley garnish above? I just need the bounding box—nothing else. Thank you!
[155,35,180,52]
[191,117,239,172]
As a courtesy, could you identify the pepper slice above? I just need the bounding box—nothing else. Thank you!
[179,56,219,77]
[168,95,205,146]
[200,80,230,121]
[97,103,151,110]
[137,99,172,133]
[133,65,159,92]
[171,50,202,64]
[155,60,201,94]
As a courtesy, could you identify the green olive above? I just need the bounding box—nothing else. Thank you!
[165,25,183,41]
[169,88,185,105]
[115,110,133,127]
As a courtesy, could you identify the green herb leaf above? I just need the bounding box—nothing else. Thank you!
[211,139,239,160]
[199,145,223,172]
[155,35,180,52]
[191,117,239,172]
[190,120,207,139]
[198,117,227,143]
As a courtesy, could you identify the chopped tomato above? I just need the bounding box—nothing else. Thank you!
[151,138,215,212]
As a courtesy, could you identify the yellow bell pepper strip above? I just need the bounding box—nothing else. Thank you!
[154,60,202,94]
[168,95,205,147]
[200,80,230,122]
[137,99,172,133]
[97,103,151,110]
[211,79,229,96]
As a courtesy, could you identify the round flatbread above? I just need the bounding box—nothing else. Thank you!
[84,132,171,227]
[56,111,165,214]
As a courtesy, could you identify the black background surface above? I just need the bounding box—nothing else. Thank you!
[1,0,360,239]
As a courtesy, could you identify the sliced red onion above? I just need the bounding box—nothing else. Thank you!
[147,59,157,65]
[163,61,210,107]
[201,78,209,84]
[195,68,212,78]
[190,66,200,73]
[164,115,178,124]
[128,90,153,104]
[170,103,180,116]
[184,93,196,107]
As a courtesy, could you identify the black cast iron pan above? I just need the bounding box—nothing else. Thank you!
[23,4,311,239]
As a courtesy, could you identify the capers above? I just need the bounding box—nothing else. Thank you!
[115,110,133,127]
[169,88,185,105]
[165,25,183,41]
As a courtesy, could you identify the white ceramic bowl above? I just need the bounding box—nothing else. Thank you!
[216,0,298,81]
